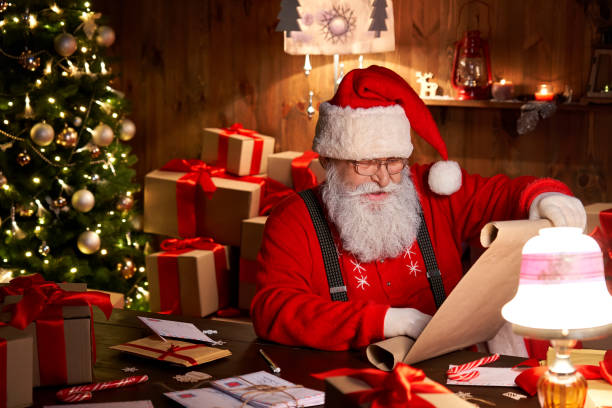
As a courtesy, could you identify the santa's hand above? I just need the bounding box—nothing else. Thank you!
[529,192,586,230]
[383,307,431,339]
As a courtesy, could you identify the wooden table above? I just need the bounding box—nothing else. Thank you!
[32,308,538,407]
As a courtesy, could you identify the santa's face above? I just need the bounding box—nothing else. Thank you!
[321,159,421,263]
[332,159,403,202]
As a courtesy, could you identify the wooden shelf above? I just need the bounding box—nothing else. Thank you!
[422,98,612,112]
[423,99,522,109]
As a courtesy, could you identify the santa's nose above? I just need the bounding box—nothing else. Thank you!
[371,165,390,187]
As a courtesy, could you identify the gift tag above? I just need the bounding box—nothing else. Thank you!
[137,317,215,343]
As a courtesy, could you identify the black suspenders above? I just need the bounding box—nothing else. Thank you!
[298,189,348,301]
[416,209,446,308]
[298,189,446,308]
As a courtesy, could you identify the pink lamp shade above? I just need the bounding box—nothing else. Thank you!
[277,0,395,55]
[502,227,612,340]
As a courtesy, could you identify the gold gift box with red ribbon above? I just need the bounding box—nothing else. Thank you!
[0,275,112,387]
[146,237,231,317]
[239,216,267,311]
[201,124,275,177]
[313,363,474,408]
[143,160,263,246]
[0,325,33,408]
[267,151,326,191]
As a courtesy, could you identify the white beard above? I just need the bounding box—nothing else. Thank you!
[321,164,421,263]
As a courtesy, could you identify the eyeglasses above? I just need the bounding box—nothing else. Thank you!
[351,158,407,176]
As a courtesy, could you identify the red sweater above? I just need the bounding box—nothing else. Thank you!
[251,163,571,350]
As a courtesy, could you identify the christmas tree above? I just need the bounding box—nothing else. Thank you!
[276,0,301,38]
[368,0,389,38]
[0,0,150,309]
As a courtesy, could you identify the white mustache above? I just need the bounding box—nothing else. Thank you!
[343,181,401,196]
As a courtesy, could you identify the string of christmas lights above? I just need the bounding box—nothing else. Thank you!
[0,0,150,310]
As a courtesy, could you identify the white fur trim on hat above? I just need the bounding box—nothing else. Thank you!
[313,102,413,160]
[428,160,462,195]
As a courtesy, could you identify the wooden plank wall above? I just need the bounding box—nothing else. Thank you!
[95,0,611,204]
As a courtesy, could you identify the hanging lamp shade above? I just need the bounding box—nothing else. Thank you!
[502,227,612,340]
[276,0,395,55]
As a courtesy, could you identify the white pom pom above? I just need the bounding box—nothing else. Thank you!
[428,160,462,195]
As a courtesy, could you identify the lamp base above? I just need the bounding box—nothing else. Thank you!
[537,339,587,408]
[537,370,587,408]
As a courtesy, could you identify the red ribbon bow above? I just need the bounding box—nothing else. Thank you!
[590,208,612,294]
[0,274,112,386]
[156,237,228,315]
[0,274,112,330]
[291,151,320,192]
[312,363,451,408]
[515,352,612,396]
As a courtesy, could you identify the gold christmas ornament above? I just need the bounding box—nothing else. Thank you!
[54,33,78,57]
[11,221,26,240]
[77,230,101,254]
[116,195,134,211]
[73,116,83,127]
[53,196,68,208]
[71,189,95,212]
[92,123,114,146]
[0,172,7,187]
[119,118,136,141]
[118,257,136,279]
[57,127,78,147]
[30,122,55,146]
[17,151,31,166]
[18,202,36,217]
[18,49,40,71]
[38,242,50,256]
[96,25,116,47]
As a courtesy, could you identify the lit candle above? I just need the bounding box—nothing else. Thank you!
[535,83,554,101]
[491,79,514,100]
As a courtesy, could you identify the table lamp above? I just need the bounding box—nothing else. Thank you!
[276,0,395,117]
[502,227,612,408]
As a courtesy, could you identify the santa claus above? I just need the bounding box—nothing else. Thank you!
[251,65,586,353]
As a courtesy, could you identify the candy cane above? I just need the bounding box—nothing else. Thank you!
[56,375,149,403]
[447,354,500,381]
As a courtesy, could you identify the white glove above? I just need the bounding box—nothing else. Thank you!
[383,307,432,339]
[529,192,586,230]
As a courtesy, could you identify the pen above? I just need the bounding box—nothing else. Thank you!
[259,348,281,374]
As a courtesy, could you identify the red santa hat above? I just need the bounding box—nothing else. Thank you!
[313,65,462,195]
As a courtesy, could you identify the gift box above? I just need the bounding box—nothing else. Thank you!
[316,364,474,408]
[87,288,125,309]
[0,275,112,387]
[267,151,326,190]
[546,348,612,408]
[585,203,612,233]
[146,238,231,316]
[110,335,231,367]
[201,124,275,176]
[239,216,267,310]
[144,167,261,246]
[0,325,33,408]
